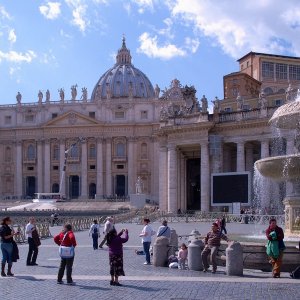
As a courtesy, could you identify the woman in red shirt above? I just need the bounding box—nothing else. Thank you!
[54,223,77,285]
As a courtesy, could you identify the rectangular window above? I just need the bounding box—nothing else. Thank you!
[115,111,125,119]
[53,166,59,170]
[89,165,96,170]
[89,145,96,159]
[141,110,148,119]
[89,112,96,119]
[117,164,124,169]
[27,166,34,171]
[5,116,12,124]
[224,107,232,112]
[262,61,274,79]
[25,115,35,122]
[275,99,283,106]
[276,63,288,80]
[242,104,251,111]
[52,113,58,119]
[289,64,300,80]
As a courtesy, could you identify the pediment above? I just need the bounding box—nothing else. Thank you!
[43,111,100,127]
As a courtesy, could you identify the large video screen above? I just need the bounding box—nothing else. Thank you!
[211,172,250,206]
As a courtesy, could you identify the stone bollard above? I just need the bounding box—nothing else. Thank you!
[226,241,243,276]
[188,229,201,243]
[153,236,169,267]
[188,239,204,271]
[169,229,178,256]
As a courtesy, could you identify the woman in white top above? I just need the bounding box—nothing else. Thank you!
[139,218,155,265]
[89,220,100,250]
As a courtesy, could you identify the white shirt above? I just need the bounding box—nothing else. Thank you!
[141,224,154,243]
[25,223,35,238]
[89,224,100,236]
[103,221,114,234]
[157,225,171,239]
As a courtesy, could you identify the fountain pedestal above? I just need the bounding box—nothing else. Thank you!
[284,196,300,237]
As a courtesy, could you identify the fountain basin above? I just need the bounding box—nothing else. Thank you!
[269,101,300,129]
[255,154,300,181]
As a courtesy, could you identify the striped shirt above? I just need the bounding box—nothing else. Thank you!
[205,231,228,247]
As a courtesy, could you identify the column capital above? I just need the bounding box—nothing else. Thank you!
[167,144,177,151]
[59,138,65,144]
[104,137,112,143]
[127,136,137,143]
[96,137,103,143]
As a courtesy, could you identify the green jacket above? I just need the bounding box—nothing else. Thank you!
[266,231,280,258]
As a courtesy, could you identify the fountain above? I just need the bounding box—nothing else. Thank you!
[255,86,300,237]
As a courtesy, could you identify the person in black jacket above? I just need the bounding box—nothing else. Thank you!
[0,217,19,277]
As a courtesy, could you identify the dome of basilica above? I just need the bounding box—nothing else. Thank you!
[91,38,155,101]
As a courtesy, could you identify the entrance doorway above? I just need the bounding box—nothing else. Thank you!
[52,183,59,193]
[186,158,201,210]
[89,183,96,199]
[26,176,36,198]
[115,175,125,196]
[69,175,80,199]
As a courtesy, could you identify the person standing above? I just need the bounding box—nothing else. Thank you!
[177,243,188,270]
[139,218,155,265]
[221,215,227,234]
[266,218,285,278]
[107,228,129,286]
[89,220,100,250]
[54,223,77,285]
[156,220,171,239]
[99,216,115,249]
[201,222,229,273]
[26,217,40,266]
[0,217,18,277]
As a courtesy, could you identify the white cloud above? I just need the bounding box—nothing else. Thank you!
[0,5,11,20]
[60,29,72,39]
[65,0,90,33]
[9,66,21,76]
[184,37,200,53]
[8,28,16,44]
[167,0,300,58]
[157,18,174,39]
[137,32,186,60]
[0,50,36,63]
[130,0,154,13]
[39,2,61,20]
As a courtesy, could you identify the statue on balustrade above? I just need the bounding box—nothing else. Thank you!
[285,84,293,102]
[38,90,43,103]
[58,88,65,102]
[81,87,88,102]
[46,89,50,102]
[258,90,267,109]
[155,84,160,99]
[71,84,78,101]
[236,92,243,110]
[212,96,220,114]
[16,92,22,104]
[201,95,208,113]
[135,176,143,194]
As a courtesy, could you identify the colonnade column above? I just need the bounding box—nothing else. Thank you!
[59,140,66,196]
[201,142,210,212]
[106,138,112,196]
[37,140,43,193]
[44,139,50,193]
[236,141,245,172]
[260,140,269,158]
[286,138,294,196]
[81,140,88,199]
[96,138,103,197]
[16,141,23,198]
[245,144,254,172]
[158,145,168,212]
[127,137,134,195]
[167,145,177,212]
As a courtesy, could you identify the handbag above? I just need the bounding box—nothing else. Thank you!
[59,232,75,259]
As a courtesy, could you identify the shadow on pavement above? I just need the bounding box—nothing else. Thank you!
[15,275,45,282]
[76,284,111,291]
[39,265,58,269]
[120,283,164,292]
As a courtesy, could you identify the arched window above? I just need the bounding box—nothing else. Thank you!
[264,87,273,95]
[27,144,35,160]
[5,147,12,162]
[116,143,125,157]
[52,183,59,193]
[141,143,148,159]
[70,144,79,158]
[89,144,96,159]
[52,145,59,161]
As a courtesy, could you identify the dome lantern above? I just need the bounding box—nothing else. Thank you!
[116,37,132,65]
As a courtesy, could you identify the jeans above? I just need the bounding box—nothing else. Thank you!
[1,242,13,264]
[221,226,227,234]
[27,237,38,265]
[58,257,74,283]
[143,242,151,263]
[99,235,107,248]
[92,234,99,250]
[201,245,219,271]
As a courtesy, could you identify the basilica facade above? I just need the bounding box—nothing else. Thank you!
[0,39,299,212]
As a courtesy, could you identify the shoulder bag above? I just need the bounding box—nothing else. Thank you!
[59,232,75,259]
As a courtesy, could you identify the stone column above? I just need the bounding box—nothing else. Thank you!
[81,140,88,199]
[151,139,159,203]
[245,144,254,172]
[201,142,210,212]
[37,140,43,193]
[44,139,51,193]
[59,140,66,196]
[159,145,168,212]
[106,138,112,196]
[96,138,103,197]
[236,141,245,172]
[127,137,135,195]
[167,145,177,212]
[16,141,23,198]
[286,138,294,195]
[260,140,269,158]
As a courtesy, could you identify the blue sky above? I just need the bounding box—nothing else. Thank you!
[0,0,299,106]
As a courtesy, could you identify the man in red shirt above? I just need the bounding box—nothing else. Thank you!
[54,223,77,285]
[266,218,284,278]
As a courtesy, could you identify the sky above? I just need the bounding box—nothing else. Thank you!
[0,0,300,106]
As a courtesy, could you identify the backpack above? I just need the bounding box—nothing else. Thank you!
[93,226,98,234]
[290,266,300,279]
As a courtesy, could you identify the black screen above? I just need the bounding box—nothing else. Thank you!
[212,174,249,204]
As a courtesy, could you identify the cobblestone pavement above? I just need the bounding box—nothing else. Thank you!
[0,222,299,300]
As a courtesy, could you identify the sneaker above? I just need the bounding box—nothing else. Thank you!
[57,281,64,284]
[115,282,122,286]
[31,263,38,266]
[203,268,208,272]
[143,262,151,265]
